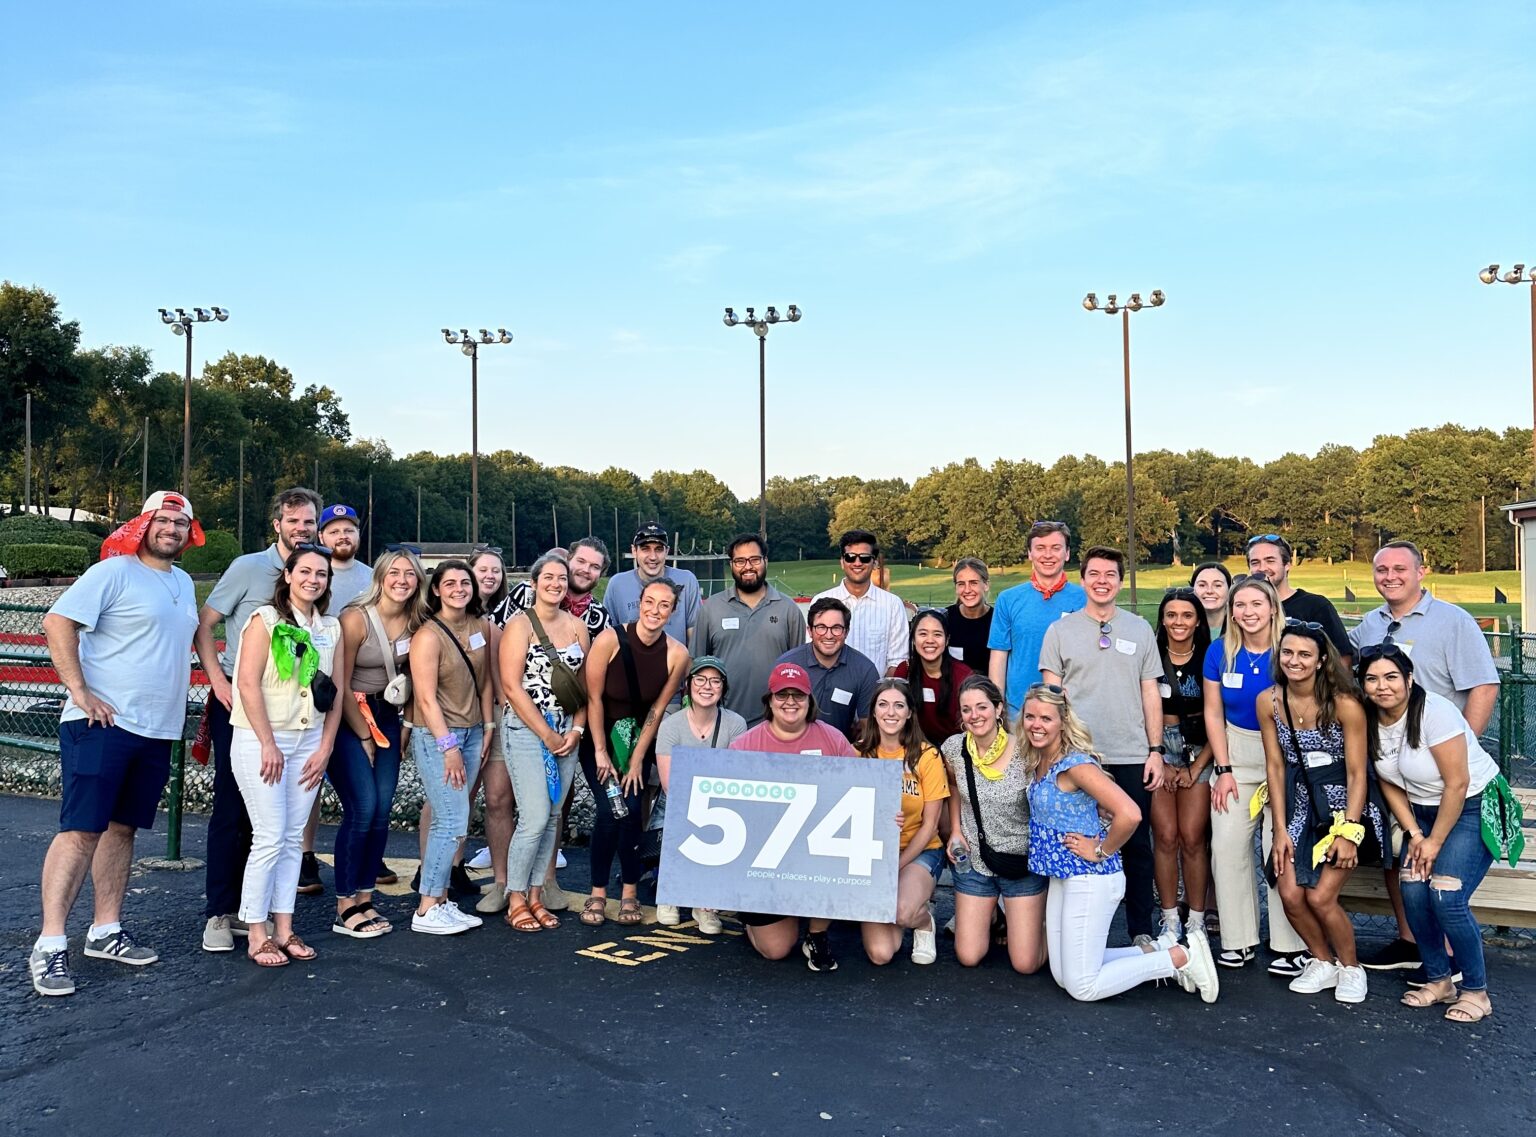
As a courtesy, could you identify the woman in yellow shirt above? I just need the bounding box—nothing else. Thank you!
[855,678,949,966]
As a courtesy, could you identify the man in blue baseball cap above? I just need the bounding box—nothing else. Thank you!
[319,504,370,609]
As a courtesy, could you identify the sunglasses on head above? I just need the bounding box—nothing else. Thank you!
[842,552,877,564]
[1359,641,1410,664]
[1026,682,1066,697]
[1284,618,1325,633]
[294,542,333,557]
[1164,587,1198,601]
[1029,520,1067,533]
[385,543,422,556]
[1247,533,1289,549]
[473,544,504,557]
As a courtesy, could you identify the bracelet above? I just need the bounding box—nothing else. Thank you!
[435,732,462,754]
[1213,764,1234,776]
[572,724,586,736]
[483,721,495,730]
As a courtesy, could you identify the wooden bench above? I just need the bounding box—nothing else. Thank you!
[1339,787,1536,929]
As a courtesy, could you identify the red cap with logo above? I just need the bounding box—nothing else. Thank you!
[767,661,812,696]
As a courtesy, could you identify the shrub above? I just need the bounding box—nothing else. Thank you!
[0,516,100,560]
[179,530,241,575]
[0,543,91,578]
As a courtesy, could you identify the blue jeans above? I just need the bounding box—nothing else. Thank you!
[412,724,484,897]
[329,698,402,897]
[1402,795,1492,991]
[502,711,578,893]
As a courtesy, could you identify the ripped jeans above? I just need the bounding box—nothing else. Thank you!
[1402,795,1492,991]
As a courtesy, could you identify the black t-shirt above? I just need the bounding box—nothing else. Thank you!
[1159,652,1207,748]
[944,603,993,674]
[1282,589,1351,658]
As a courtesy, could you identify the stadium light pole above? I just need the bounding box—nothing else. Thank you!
[1478,264,1536,495]
[158,307,229,496]
[724,304,801,541]
[441,327,512,543]
[1082,289,1165,608]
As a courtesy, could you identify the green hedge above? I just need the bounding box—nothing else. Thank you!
[0,543,91,578]
[179,530,241,575]
[0,517,101,560]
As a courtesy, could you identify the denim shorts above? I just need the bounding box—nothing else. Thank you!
[952,862,1049,899]
[912,846,945,880]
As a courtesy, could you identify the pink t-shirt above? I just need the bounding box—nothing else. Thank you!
[730,720,857,757]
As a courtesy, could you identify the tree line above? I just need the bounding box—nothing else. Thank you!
[3,282,1528,573]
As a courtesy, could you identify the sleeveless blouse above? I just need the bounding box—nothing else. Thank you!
[1027,752,1121,878]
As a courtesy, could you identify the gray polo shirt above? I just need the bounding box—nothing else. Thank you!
[1350,590,1498,712]
[204,544,286,677]
[693,586,808,724]
[1039,606,1160,765]
[774,642,880,741]
[328,557,372,611]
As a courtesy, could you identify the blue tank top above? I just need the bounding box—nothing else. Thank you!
[1027,752,1121,878]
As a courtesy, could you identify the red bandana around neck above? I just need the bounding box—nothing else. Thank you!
[1030,573,1068,600]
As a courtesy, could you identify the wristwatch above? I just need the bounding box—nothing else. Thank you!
[1213,764,1234,776]
[1148,744,1167,755]
[1094,840,1108,861]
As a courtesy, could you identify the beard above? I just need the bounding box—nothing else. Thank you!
[733,571,765,595]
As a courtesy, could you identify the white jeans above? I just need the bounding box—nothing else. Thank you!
[1046,872,1177,1001]
[1208,725,1304,954]
[231,725,323,924]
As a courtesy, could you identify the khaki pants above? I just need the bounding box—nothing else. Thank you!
[1208,725,1305,954]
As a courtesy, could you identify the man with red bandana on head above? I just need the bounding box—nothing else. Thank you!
[30,492,221,996]
[988,521,1087,716]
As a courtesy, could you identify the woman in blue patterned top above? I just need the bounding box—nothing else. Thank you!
[1023,684,1220,1003]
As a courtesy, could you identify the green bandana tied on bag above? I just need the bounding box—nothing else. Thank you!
[269,623,319,686]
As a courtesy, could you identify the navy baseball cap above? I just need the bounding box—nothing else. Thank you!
[319,504,360,531]
[632,521,669,546]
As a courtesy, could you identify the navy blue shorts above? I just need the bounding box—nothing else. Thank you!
[58,720,172,833]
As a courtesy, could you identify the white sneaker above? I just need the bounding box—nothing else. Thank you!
[1334,965,1368,1004]
[1174,929,1220,1003]
[1186,915,1208,942]
[911,911,938,966]
[466,846,493,870]
[1289,957,1341,994]
[1155,918,1183,950]
[411,903,469,935]
[556,849,567,869]
[443,900,483,929]
[694,908,723,935]
[656,904,681,926]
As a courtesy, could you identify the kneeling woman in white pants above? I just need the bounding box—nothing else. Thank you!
[1022,684,1219,1003]
[231,545,347,968]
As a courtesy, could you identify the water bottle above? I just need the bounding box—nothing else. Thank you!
[949,839,969,872]
[605,780,630,819]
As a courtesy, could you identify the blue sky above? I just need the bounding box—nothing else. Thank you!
[5,2,1534,498]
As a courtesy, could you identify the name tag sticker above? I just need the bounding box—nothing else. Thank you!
[395,638,412,656]
[1397,641,1414,657]
[922,687,937,703]
[469,632,486,650]
[721,617,741,630]
[1222,673,1244,689]
[948,646,965,660]
[1304,751,1335,769]
[831,688,853,706]
[1115,639,1136,655]
[801,749,823,756]
[1158,682,1172,699]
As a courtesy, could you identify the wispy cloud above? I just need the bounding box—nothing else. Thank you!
[659,243,728,283]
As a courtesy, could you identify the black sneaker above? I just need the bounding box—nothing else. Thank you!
[1359,937,1421,971]
[411,866,422,893]
[802,932,839,973]
[449,865,483,899]
[374,862,399,886]
[297,852,324,896]
[1267,951,1311,979]
[1405,964,1463,988]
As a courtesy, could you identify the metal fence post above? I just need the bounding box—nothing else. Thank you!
[166,740,186,860]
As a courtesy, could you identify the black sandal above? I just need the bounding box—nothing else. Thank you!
[332,902,388,939]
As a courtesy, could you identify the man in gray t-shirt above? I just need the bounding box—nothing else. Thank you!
[192,487,320,948]
[318,503,371,610]
[1038,546,1164,942]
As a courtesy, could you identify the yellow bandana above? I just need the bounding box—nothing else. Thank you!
[966,730,1010,782]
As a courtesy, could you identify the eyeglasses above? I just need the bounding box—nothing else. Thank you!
[730,555,765,568]
[810,623,847,635]
[842,553,876,564]
[385,543,423,556]
[152,517,193,531]
[692,675,724,688]
[1026,682,1065,696]
[294,542,333,557]
[1098,621,1112,650]
[771,689,808,700]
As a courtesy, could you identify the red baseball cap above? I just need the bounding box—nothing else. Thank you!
[767,662,812,696]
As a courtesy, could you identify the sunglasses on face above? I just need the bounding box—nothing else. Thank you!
[294,542,333,557]
[842,553,876,564]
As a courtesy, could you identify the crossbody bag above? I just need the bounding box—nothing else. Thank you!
[961,746,1034,878]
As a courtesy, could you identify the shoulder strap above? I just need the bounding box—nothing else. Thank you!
[364,606,398,682]
[960,744,992,848]
[613,622,643,708]
[526,607,558,653]
[430,615,479,682]
[709,712,723,747]
[1279,686,1306,766]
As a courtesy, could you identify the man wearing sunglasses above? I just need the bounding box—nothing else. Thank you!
[694,534,806,724]
[1039,545,1166,946]
[812,529,907,674]
[193,486,321,954]
[1245,534,1351,662]
[988,520,1086,716]
[601,522,700,648]
[1349,539,1499,979]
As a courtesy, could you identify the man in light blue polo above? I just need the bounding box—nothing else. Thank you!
[600,522,700,648]
[694,533,806,725]
[988,520,1086,714]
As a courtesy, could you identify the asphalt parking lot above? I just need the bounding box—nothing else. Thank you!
[2,793,1532,1137]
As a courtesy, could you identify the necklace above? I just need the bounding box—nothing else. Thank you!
[1167,644,1194,663]
[142,560,183,606]
[967,729,1010,782]
[1238,645,1265,675]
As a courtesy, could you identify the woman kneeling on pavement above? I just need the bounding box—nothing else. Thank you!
[330,548,428,939]
[1359,644,1500,1023]
[409,560,495,935]
[856,678,948,966]
[1023,683,1220,1003]
[498,553,590,934]
[231,544,348,967]
[941,676,1048,974]
[730,661,857,971]
[654,655,748,932]
[1259,620,1385,1004]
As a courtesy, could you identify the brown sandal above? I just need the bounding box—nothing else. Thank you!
[1445,995,1493,1023]
[250,939,290,968]
[506,902,543,933]
[614,898,643,925]
[579,896,607,926]
[278,934,316,961]
[528,900,561,930]
[1401,983,1457,1008]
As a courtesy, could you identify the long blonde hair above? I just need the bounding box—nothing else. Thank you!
[1222,576,1284,673]
[1017,684,1101,782]
[347,548,430,633]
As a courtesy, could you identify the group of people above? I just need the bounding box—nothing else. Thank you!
[26,494,1511,1025]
